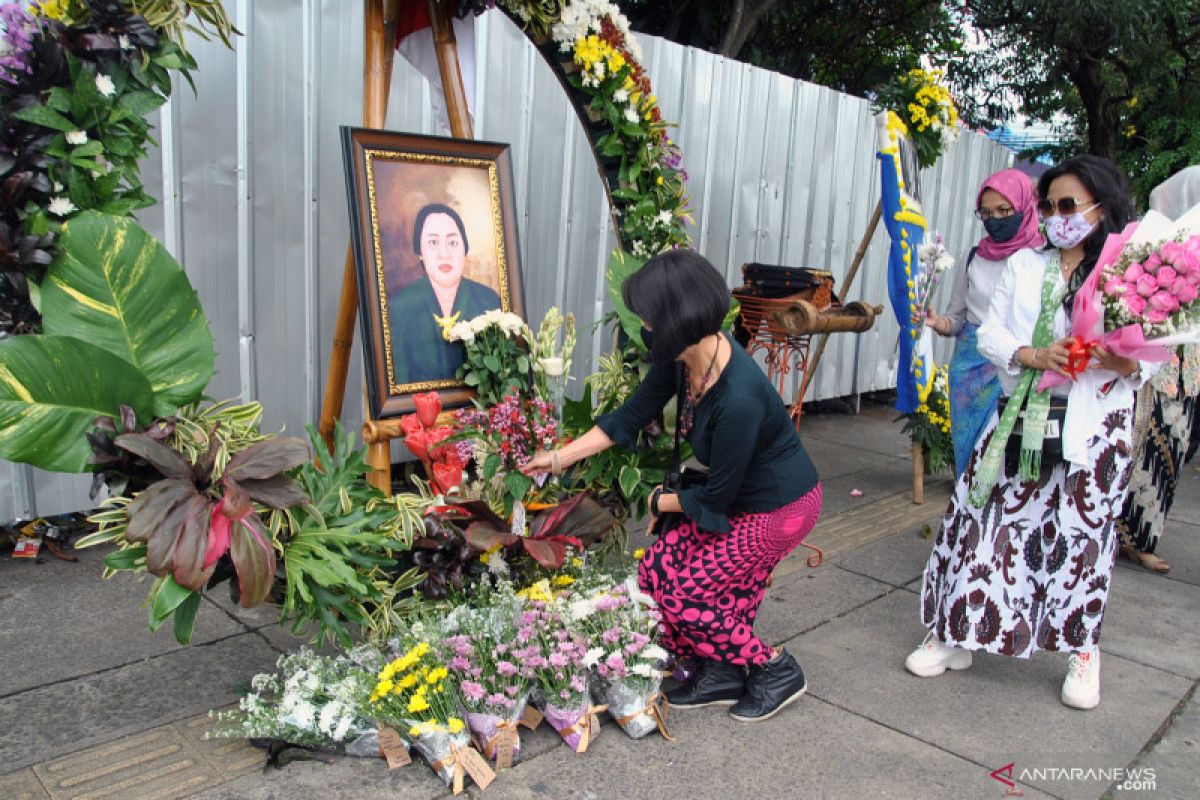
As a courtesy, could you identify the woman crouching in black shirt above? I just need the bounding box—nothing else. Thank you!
[523,250,822,722]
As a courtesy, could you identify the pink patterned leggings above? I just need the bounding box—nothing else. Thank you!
[638,484,822,666]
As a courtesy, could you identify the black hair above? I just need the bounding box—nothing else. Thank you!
[1038,155,1135,312]
[623,249,731,363]
[412,203,469,255]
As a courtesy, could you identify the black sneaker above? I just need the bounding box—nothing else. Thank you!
[729,649,807,722]
[666,659,746,708]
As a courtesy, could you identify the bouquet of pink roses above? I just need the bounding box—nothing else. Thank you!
[1099,235,1200,337]
[1039,206,1200,466]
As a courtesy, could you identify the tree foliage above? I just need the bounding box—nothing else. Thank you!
[952,1,1200,204]
[616,0,955,95]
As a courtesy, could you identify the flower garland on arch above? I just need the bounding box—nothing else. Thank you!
[496,0,691,258]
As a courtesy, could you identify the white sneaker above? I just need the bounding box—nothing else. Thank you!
[1061,651,1101,710]
[905,632,973,677]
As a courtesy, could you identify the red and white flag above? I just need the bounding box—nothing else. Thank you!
[395,2,476,135]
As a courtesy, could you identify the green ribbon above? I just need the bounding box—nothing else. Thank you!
[968,253,1066,507]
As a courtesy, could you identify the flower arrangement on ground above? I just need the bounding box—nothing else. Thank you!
[897,363,953,474]
[439,581,536,769]
[569,579,672,740]
[367,637,486,788]
[209,648,377,756]
[873,67,959,169]
[522,599,604,752]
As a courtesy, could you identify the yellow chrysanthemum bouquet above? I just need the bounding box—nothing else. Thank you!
[369,640,485,789]
[874,68,960,169]
[897,363,954,474]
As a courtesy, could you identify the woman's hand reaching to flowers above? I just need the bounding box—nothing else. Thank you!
[1090,345,1139,378]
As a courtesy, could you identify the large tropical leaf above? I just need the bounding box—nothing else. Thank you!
[40,211,215,416]
[229,514,277,607]
[606,249,647,350]
[225,436,310,481]
[0,335,155,472]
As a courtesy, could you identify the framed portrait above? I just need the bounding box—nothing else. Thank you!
[342,128,526,419]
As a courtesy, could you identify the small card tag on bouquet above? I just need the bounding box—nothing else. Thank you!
[377,726,411,769]
[459,746,496,790]
[588,712,601,742]
[519,705,543,730]
[493,729,516,771]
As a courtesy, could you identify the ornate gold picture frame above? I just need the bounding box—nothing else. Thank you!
[342,128,526,419]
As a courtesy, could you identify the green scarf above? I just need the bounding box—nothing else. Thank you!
[968,253,1066,507]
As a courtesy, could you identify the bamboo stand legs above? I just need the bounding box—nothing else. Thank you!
[793,200,882,420]
[911,442,924,504]
[318,0,473,495]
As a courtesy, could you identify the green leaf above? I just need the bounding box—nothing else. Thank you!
[172,591,201,645]
[483,452,502,482]
[0,335,154,472]
[504,471,533,503]
[117,90,166,117]
[41,212,215,416]
[618,464,641,498]
[47,88,73,113]
[105,544,147,571]
[149,575,195,630]
[153,52,186,70]
[483,354,501,373]
[70,140,104,159]
[605,249,647,350]
[12,104,78,132]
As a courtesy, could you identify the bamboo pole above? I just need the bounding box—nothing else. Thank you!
[911,442,925,504]
[427,0,473,138]
[320,0,399,490]
[794,199,882,411]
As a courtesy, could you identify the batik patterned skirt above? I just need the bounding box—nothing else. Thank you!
[920,407,1134,657]
[1118,387,1200,553]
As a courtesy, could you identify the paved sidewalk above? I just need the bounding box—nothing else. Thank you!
[2,401,1197,799]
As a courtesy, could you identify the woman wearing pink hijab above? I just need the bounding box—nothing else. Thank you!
[924,168,1045,474]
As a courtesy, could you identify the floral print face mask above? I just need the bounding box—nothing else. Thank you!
[1045,211,1098,250]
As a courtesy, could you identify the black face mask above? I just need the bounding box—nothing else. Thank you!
[983,211,1025,243]
[640,326,654,351]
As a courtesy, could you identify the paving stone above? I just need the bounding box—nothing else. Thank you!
[1131,688,1200,800]
[792,590,1193,800]
[32,725,218,800]
[1165,464,1200,526]
[801,405,914,458]
[832,524,939,588]
[469,685,1057,800]
[0,768,49,799]
[201,584,282,631]
[754,565,892,647]
[176,712,262,781]
[1103,564,1200,679]
[1144,519,1200,588]
[797,436,891,480]
[0,547,244,697]
[0,634,278,773]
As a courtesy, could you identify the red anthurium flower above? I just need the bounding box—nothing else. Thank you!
[399,413,424,437]
[405,428,431,461]
[413,391,442,429]
[433,460,463,494]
